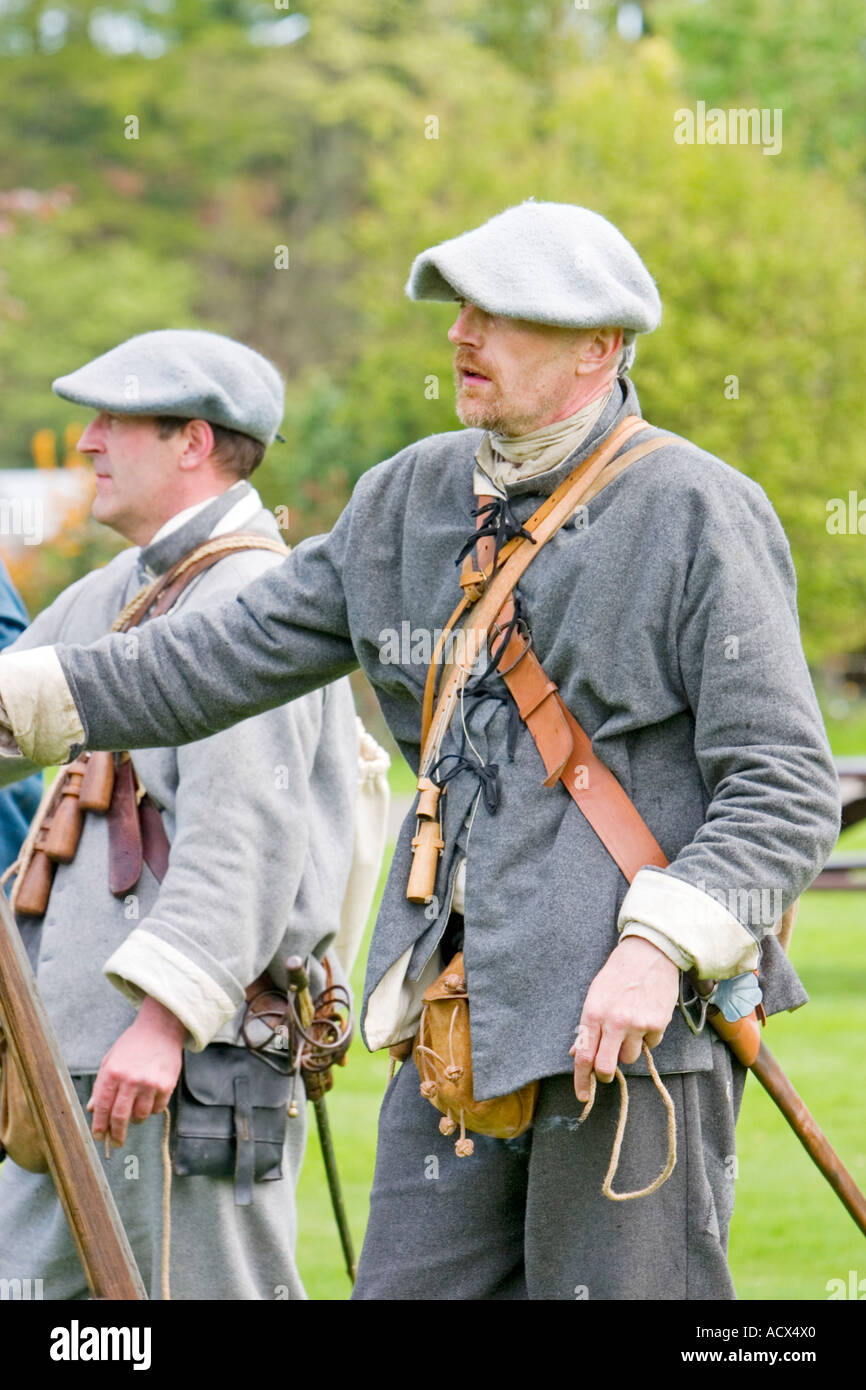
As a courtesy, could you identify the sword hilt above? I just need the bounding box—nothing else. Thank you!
[285,955,351,1103]
[285,955,357,1282]
[286,954,315,1029]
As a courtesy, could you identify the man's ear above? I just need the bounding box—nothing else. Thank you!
[575,327,624,376]
[177,419,215,470]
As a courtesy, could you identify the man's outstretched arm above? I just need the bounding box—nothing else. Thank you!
[0,510,358,764]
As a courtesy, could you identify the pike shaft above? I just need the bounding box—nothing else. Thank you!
[750,1041,866,1238]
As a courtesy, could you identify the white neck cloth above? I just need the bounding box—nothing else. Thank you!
[474,387,613,496]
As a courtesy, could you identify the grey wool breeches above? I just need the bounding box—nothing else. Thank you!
[0,1076,308,1301]
[353,1037,746,1301]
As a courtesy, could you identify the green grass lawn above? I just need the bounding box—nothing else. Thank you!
[296,737,866,1301]
[297,864,866,1302]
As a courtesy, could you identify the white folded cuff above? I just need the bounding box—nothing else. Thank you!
[104,929,238,1052]
[0,646,84,765]
[0,696,24,759]
[618,866,760,980]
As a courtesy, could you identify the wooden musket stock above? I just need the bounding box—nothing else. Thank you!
[0,888,146,1298]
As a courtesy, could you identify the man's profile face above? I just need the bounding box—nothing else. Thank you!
[75,412,183,543]
[448,302,598,436]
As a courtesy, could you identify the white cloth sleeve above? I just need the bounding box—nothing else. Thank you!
[332,716,390,976]
[0,646,84,765]
[618,865,760,979]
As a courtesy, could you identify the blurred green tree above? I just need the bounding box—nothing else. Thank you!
[0,1,862,659]
[649,0,866,189]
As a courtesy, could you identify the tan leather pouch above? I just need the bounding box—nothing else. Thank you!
[412,952,539,1154]
[0,1024,48,1173]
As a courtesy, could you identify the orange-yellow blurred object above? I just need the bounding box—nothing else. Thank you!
[31,428,57,470]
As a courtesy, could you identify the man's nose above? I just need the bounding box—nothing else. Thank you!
[75,418,105,454]
[447,304,483,346]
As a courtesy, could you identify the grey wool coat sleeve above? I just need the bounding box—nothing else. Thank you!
[57,504,359,755]
[648,465,837,917]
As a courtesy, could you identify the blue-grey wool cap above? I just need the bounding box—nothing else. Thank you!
[406,201,662,335]
[52,329,285,447]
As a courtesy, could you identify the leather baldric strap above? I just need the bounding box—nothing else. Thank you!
[416,418,672,886]
[422,416,657,753]
[492,616,668,881]
[104,534,289,898]
[112,534,289,632]
[476,444,670,880]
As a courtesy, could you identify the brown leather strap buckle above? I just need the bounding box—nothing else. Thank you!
[459,568,487,603]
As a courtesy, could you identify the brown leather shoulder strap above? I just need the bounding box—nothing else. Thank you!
[496,627,668,881]
[106,532,289,890]
[485,434,673,878]
[421,416,644,749]
[113,533,288,633]
[419,419,674,882]
[421,419,669,758]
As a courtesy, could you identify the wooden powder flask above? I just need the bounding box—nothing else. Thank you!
[79,750,115,813]
[11,773,69,917]
[41,757,88,863]
[406,777,444,904]
[13,753,116,917]
[13,827,57,917]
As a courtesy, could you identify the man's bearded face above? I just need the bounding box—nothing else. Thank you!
[449,303,592,437]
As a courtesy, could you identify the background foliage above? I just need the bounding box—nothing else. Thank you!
[0,0,864,658]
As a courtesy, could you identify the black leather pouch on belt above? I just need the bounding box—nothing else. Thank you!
[169,1044,290,1206]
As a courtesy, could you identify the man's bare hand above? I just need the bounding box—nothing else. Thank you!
[570,937,680,1102]
[87,996,185,1149]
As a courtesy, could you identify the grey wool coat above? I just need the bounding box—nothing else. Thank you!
[0,485,359,1071]
[54,382,841,1100]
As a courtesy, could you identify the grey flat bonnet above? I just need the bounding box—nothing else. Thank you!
[52,329,285,446]
[406,201,661,335]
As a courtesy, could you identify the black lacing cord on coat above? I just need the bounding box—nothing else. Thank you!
[454,497,535,569]
[427,590,528,809]
[472,589,529,687]
[433,504,534,812]
[459,685,521,763]
[428,685,504,812]
[436,591,529,784]
[428,751,501,815]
